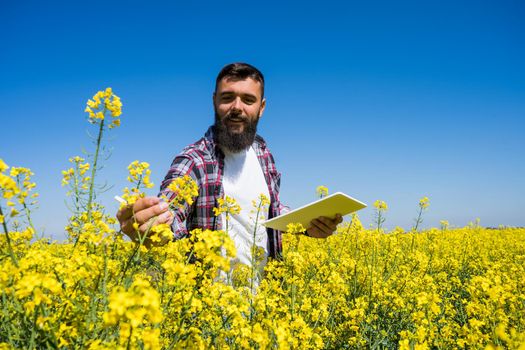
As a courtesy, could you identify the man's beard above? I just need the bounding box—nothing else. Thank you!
[213,111,260,153]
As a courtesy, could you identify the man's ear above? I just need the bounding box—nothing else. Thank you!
[259,98,266,118]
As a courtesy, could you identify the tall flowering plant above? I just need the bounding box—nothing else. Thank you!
[62,88,122,244]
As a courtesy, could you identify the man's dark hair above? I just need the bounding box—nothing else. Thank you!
[215,62,265,98]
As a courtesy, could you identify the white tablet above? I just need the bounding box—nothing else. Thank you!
[262,192,367,231]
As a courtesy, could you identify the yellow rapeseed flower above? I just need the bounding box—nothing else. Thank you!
[213,195,241,216]
[419,196,430,209]
[0,173,20,199]
[127,160,153,188]
[0,159,9,173]
[373,200,388,211]
[258,193,270,207]
[149,223,173,244]
[286,222,306,235]
[85,87,122,127]
[165,175,199,209]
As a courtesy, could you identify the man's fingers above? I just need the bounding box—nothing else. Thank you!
[117,197,160,223]
[121,209,172,237]
[318,215,342,230]
[121,219,138,239]
[121,210,172,242]
[116,205,133,222]
[133,197,161,213]
[306,220,331,238]
[133,201,169,225]
[306,214,343,239]
[307,226,331,238]
[314,217,335,232]
[138,211,172,233]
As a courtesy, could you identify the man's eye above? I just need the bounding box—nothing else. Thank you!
[243,98,256,104]
[221,96,234,102]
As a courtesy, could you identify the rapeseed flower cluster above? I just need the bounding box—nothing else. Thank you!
[373,199,388,231]
[120,160,155,208]
[0,159,20,201]
[2,90,525,349]
[61,156,90,193]
[413,196,430,231]
[419,196,430,209]
[213,195,241,217]
[85,87,122,128]
[164,174,199,209]
[373,199,388,211]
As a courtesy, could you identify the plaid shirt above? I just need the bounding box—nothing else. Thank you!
[159,126,286,258]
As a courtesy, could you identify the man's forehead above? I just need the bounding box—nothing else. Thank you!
[215,77,263,99]
[219,76,261,84]
[217,77,262,93]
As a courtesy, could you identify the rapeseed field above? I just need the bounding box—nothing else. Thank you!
[1,89,523,349]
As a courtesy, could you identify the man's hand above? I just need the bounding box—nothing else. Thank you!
[306,214,343,238]
[116,196,174,243]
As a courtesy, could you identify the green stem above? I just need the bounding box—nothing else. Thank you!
[74,115,105,247]
[0,205,18,267]
[87,118,105,220]
[118,223,152,285]
[249,200,263,319]
[376,211,383,231]
[28,303,39,349]
[413,208,423,232]
[22,202,35,233]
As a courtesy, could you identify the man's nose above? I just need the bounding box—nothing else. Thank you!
[231,97,242,112]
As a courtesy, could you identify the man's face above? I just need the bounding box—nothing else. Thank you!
[213,77,266,152]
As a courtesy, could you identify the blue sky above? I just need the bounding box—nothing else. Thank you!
[1,0,524,239]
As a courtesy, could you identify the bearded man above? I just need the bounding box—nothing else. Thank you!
[117,63,342,263]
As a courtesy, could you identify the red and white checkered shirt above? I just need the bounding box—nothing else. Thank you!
[159,126,287,258]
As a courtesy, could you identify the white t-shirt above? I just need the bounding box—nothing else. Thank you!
[221,146,271,280]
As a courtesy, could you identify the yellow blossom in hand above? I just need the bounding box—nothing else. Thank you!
[120,187,144,208]
[119,161,153,208]
[127,161,153,189]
